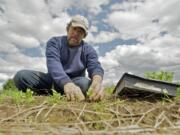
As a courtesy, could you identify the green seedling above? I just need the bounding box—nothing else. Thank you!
[47,90,67,105]
[161,88,173,102]
[176,87,180,98]
[87,88,93,97]
[24,89,34,103]
[104,85,115,94]
[144,71,174,82]
[0,89,34,105]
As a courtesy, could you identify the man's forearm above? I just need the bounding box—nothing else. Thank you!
[88,74,104,101]
[92,75,102,83]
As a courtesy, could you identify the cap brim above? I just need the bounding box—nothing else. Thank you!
[71,22,87,33]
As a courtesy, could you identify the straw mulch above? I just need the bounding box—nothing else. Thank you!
[0,96,180,135]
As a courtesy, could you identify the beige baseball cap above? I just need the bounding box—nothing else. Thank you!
[70,15,89,35]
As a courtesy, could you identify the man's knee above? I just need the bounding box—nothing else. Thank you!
[14,69,30,81]
[13,70,30,91]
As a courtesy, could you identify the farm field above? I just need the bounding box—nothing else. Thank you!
[0,86,180,135]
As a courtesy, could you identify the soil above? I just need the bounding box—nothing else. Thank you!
[0,96,180,135]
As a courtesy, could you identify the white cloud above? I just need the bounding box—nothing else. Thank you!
[0,73,9,81]
[111,0,144,11]
[8,33,40,48]
[0,0,70,42]
[0,0,111,87]
[77,0,110,15]
[46,0,110,15]
[107,9,160,41]
[1,0,180,88]
[98,0,180,86]
[90,25,98,33]
[108,0,180,41]
[5,53,46,71]
[0,41,19,53]
[0,0,70,86]
[100,34,180,85]
[87,31,119,43]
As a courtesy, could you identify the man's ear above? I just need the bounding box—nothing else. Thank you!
[84,32,87,38]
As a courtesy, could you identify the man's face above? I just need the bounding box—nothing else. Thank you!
[67,25,85,46]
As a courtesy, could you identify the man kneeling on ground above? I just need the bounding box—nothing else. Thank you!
[13,15,104,101]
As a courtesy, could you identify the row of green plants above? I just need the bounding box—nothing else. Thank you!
[0,71,179,105]
[144,71,180,97]
[0,79,68,105]
[0,88,68,105]
[0,78,115,105]
[144,71,174,82]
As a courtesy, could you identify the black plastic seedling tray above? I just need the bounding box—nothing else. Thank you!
[113,73,180,97]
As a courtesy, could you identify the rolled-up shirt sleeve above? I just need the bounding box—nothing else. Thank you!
[46,37,72,87]
[86,46,104,79]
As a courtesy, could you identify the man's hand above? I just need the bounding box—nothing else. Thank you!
[88,75,104,101]
[64,82,85,101]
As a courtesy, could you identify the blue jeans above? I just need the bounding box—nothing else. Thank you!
[13,70,91,96]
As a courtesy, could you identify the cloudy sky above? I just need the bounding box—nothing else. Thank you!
[0,0,180,88]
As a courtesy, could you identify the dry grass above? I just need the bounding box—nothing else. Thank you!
[0,95,180,135]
